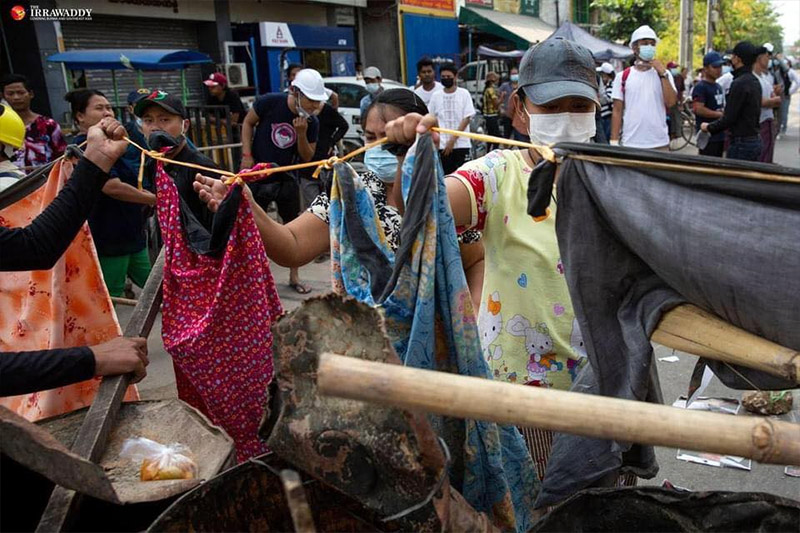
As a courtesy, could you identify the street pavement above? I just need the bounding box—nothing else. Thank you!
[123,102,799,499]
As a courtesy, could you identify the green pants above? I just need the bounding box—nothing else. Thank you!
[98,249,152,297]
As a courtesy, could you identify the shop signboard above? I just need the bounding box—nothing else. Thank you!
[494,0,520,13]
[399,0,456,12]
[465,0,493,8]
[520,0,539,16]
[259,22,296,48]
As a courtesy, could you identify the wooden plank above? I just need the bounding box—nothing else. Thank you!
[317,353,800,466]
[36,250,165,532]
[653,304,800,384]
[0,406,119,503]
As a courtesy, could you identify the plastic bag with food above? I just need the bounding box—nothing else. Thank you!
[120,437,198,481]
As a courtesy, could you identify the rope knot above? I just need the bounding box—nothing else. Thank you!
[313,156,341,178]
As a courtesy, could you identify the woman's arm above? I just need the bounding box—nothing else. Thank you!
[193,173,329,268]
[385,113,473,227]
[459,240,485,312]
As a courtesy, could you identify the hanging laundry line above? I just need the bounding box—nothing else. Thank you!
[114,128,800,192]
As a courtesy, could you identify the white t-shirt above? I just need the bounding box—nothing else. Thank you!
[428,87,476,150]
[414,82,443,106]
[717,71,734,96]
[756,71,776,123]
[788,69,799,96]
[611,67,676,148]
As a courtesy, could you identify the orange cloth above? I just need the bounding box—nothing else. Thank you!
[0,159,138,421]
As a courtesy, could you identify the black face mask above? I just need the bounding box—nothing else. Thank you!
[441,78,455,88]
[147,130,184,151]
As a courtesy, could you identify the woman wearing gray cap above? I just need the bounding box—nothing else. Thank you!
[385,36,600,489]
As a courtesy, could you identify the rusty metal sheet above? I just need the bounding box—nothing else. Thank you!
[148,453,385,532]
[261,294,494,532]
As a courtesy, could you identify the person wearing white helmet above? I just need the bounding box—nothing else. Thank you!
[0,103,26,191]
[240,67,329,294]
[610,24,677,149]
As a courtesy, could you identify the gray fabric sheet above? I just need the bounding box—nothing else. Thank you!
[536,155,800,507]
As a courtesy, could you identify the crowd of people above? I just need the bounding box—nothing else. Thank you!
[0,22,798,522]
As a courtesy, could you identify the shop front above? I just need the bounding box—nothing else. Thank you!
[232,22,357,94]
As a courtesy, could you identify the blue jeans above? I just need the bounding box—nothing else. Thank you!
[779,96,791,133]
[726,137,762,162]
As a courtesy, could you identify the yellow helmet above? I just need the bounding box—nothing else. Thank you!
[0,103,25,149]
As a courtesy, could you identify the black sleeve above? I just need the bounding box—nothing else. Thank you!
[307,116,320,144]
[707,82,744,135]
[228,91,246,117]
[0,347,95,396]
[0,157,109,272]
[330,109,350,145]
[253,95,267,120]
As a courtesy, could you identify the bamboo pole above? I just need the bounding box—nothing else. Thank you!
[317,353,800,466]
[654,304,800,384]
[110,296,137,306]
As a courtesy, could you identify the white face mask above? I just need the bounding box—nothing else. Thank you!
[527,111,596,145]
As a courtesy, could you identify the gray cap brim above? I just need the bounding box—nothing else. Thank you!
[522,80,599,106]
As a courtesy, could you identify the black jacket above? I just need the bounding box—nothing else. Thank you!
[707,67,761,138]
[313,104,349,159]
[0,157,109,271]
[1,347,95,396]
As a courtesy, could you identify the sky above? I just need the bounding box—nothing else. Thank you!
[770,0,800,47]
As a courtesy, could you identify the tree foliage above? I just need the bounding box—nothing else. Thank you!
[591,0,667,44]
[654,0,784,68]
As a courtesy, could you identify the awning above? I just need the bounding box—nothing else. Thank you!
[46,49,212,71]
[459,7,554,50]
[549,22,633,61]
[477,45,525,58]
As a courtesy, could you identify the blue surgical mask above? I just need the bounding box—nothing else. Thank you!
[364,146,398,183]
[670,68,679,76]
[365,83,381,96]
[638,45,656,61]
[722,65,732,75]
[510,74,519,83]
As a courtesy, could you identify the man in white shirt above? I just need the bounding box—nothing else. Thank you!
[610,25,678,150]
[413,57,443,106]
[717,55,734,97]
[753,46,782,163]
[427,62,475,173]
[778,57,798,136]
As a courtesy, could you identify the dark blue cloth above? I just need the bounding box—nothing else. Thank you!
[691,80,725,142]
[251,93,319,169]
[74,133,150,257]
[726,137,762,161]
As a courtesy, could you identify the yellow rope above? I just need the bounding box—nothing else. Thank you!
[113,129,794,191]
[431,127,556,163]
